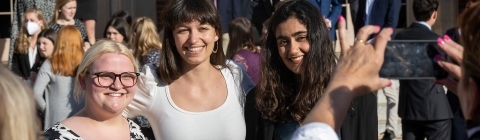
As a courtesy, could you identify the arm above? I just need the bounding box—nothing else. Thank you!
[83,19,96,45]
[327,0,343,26]
[33,60,52,112]
[10,53,23,78]
[384,0,401,28]
[123,64,158,118]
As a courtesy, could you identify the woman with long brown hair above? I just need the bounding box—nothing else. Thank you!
[33,25,85,130]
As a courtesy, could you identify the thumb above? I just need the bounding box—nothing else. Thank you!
[377,78,392,89]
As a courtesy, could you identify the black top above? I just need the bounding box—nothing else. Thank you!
[395,22,453,120]
[49,19,88,42]
[11,52,31,79]
[244,88,378,140]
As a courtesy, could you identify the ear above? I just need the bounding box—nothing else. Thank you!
[215,31,219,42]
[432,11,438,20]
[78,75,87,90]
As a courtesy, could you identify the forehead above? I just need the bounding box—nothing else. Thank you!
[275,18,307,37]
[25,12,38,19]
[107,26,120,32]
[62,1,76,7]
[90,53,134,72]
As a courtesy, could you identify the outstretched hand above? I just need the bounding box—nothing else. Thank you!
[334,15,392,95]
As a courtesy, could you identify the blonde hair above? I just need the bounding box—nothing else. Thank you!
[0,65,40,140]
[15,8,47,54]
[50,0,76,24]
[74,40,139,102]
[129,17,163,66]
[50,25,84,76]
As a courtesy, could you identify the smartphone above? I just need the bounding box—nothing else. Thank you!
[379,40,449,79]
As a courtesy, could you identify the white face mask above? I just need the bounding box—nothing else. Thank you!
[26,22,40,35]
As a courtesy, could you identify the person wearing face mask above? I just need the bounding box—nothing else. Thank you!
[11,8,47,82]
[49,0,90,50]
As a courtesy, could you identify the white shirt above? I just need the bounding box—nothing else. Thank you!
[28,46,37,68]
[365,0,375,25]
[125,60,255,140]
[291,122,339,140]
[416,21,432,30]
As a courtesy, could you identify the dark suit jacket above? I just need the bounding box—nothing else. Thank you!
[308,0,342,40]
[354,0,401,36]
[11,52,31,79]
[394,22,453,121]
[251,0,279,34]
[217,0,242,33]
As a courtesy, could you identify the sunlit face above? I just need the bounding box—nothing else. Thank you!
[172,20,219,66]
[25,12,43,32]
[81,53,136,115]
[60,1,77,21]
[106,26,125,43]
[275,18,310,74]
[38,37,54,58]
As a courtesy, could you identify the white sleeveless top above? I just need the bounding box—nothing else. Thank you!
[125,60,255,140]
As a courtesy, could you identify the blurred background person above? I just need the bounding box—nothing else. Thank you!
[103,18,130,44]
[129,17,162,67]
[34,25,85,130]
[30,28,57,84]
[0,65,42,140]
[75,0,97,45]
[8,0,56,69]
[49,0,90,50]
[226,17,260,85]
[12,8,47,81]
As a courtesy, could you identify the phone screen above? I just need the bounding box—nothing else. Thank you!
[379,40,448,79]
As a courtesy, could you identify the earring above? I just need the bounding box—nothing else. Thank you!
[58,10,61,13]
[212,41,218,53]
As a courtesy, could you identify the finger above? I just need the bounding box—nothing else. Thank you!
[337,15,350,56]
[376,78,392,90]
[438,36,464,63]
[373,27,394,59]
[437,60,462,80]
[355,25,381,45]
[436,79,458,95]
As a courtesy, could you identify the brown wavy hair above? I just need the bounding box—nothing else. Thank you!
[256,0,337,122]
[226,18,257,59]
[50,25,84,76]
[15,8,47,54]
[158,0,225,84]
[459,3,480,126]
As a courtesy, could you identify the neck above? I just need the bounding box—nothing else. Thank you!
[179,60,220,83]
[57,17,73,24]
[29,34,39,47]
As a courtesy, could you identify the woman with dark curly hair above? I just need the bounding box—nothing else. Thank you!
[245,1,377,139]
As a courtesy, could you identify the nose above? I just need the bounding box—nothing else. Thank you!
[288,41,300,55]
[110,76,123,90]
[188,30,199,44]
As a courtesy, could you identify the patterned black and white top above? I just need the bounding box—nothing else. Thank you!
[44,118,147,140]
[143,49,161,66]
[48,18,88,42]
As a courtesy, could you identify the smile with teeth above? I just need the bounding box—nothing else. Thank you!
[291,56,303,61]
[105,93,126,97]
[186,47,203,52]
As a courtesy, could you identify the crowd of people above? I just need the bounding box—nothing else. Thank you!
[2,0,480,140]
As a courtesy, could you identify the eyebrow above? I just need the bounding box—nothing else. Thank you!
[276,31,307,40]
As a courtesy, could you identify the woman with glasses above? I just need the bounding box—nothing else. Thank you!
[44,40,147,139]
[33,25,85,130]
[124,0,255,139]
